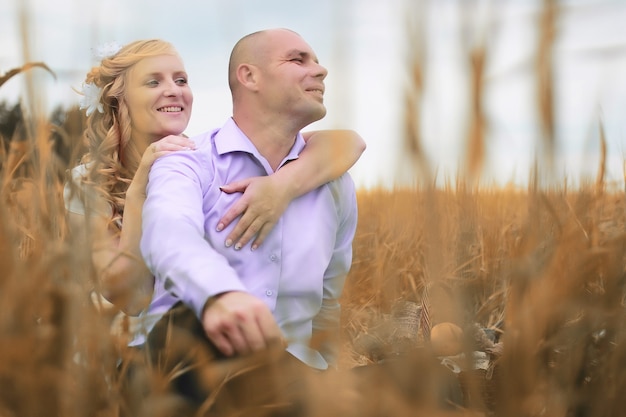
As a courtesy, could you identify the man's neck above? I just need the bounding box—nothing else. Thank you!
[232,114,300,172]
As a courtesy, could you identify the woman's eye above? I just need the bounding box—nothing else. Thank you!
[290,58,303,63]
[175,78,188,85]
[146,80,159,87]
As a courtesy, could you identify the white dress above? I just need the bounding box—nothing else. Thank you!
[64,163,151,347]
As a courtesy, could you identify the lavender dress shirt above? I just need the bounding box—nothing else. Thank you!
[138,118,358,369]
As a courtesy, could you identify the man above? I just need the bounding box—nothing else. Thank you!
[139,28,358,411]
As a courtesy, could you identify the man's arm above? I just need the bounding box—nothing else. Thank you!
[141,147,283,357]
[312,174,359,368]
[141,150,245,318]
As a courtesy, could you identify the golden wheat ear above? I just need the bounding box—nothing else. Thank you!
[0,62,56,88]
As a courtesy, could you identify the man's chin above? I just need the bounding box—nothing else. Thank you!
[296,104,327,127]
[310,107,327,123]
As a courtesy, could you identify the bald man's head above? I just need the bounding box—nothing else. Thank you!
[227,28,300,94]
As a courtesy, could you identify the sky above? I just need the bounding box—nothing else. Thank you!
[1,0,625,190]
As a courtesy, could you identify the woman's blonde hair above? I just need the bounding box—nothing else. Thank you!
[80,39,177,229]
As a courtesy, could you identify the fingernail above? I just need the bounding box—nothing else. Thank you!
[216,223,224,232]
[234,243,242,250]
[225,239,232,247]
[251,244,257,251]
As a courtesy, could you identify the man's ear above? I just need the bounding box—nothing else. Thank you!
[236,64,259,91]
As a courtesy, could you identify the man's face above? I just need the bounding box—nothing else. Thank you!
[258,30,328,126]
[124,53,193,148]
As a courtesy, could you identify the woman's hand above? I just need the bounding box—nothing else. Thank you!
[216,129,365,251]
[128,135,196,199]
[217,176,291,251]
[141,135,196,169]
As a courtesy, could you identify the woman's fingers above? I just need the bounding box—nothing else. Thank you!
[221,206,272,250]
[219,178,251,195]
[216,178,254,233]
[216,198,248,236]
[151,136,196,154]
[230,216,264,250]
[248,221,275,251]
[217,176,287,250]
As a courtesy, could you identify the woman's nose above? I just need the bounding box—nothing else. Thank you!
[163,81,181,97]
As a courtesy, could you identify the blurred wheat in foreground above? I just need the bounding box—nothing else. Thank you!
[2,0,626,412]
[1,103,625,416]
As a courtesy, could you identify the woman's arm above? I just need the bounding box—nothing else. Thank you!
[66,207,153,316]
[66,135,196,315]
[217,129,365,250]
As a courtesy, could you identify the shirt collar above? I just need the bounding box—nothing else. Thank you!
[214,118,306,167]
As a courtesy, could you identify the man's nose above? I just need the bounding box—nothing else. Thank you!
[313,62,328,80]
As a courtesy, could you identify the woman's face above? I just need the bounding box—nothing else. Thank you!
[125,53,193,147]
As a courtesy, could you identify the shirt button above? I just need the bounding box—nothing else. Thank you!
[269,254,278,262]
[265,290,273,296]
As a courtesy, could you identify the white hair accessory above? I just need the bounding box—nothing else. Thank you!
[92,41,123,60]
[78,82,104,116]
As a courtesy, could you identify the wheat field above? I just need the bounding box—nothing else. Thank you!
[2,117,625,416]
[2,1,626,416]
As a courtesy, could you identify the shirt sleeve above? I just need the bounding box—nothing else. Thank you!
[140,147,247,319]
[312,173,358,368]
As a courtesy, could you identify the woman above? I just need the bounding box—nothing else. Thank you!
[64,39,365,318]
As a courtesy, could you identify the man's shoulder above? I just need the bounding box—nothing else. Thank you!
[325,172,357,212]
[328,172,356,194]
[155,129,219,168]
[188,128,219,150]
